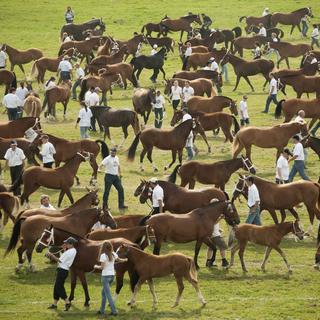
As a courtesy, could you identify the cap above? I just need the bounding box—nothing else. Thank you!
[209,57,215,61]
[10,140,17,145]
[94,87,101,92]
[64,55,70,59]
[63,237,78,245]
[110,147,117,152]
[153,44,158,49]
[149,177,158,183]
[41,135,49,140]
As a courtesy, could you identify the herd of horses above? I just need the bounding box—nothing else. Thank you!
[1,5,320,314]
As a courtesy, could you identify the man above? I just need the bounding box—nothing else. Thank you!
[311,24,319,49]
[4,140,26,195]
[84,86,94,106]
[288,135,309,181]
[262,8,269,16]
[151,44,158,55]
[0,45,7,69]
[16,82,29,103]
[40,135,56,168]
[301,14,310,37]
[2,87,20,120]
[99,147,127,211]
[40,195,55,210]
[276,148,291,184]
[201,13,212,30]
[57,56,73,82]
[263,73,278,113]
[86,87,100,107]
[245,176,261,225]
[209,57,219,72]
[258,23,267,37]
[182,108,194,160]
[182,81,194,106]
[72,63,85,100]
[152,90,165,128]
[252,42,261,60]
[182,42,192,70]
[239,95,249,126]
[149,177,164,214]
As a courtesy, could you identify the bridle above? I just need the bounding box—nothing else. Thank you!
[233,177,246,193]
[38,228,55,248]
[242,157,255,172]
[292,221,304,239]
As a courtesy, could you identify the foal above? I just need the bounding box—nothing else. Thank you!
[228,221,304,273]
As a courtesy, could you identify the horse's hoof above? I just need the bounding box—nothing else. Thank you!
[154,168,158,172]
[260,267,266,273]
[172,303,178,308]
[201,300,207,307]
[243,269,248,273]
[288,268,293,274]
[163,166,168,171]
[84,302,90,308]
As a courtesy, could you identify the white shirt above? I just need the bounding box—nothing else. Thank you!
[182,86,194,102]
[171,86,182,100]
[311,57,318,64]
[185,47,192,57]
[45,80,56,91]
[58,60,72,72]
[58,247,77,270]
[63,36,72,42]
[16,87,29,103]
[210,61,219,72]
[78,107,93,127]
[101,155,120,175]
[269,78,278,94]
[76,67,85,79]
[253,47,261,58]
[151,49,157,55]
[152,184,164,207]
[258,27,267,37]
[272,37,279,43]
[262,10,269,16]
[294,115,305,124]
[212,223,221,237]
[153,95,165,109]
[182,113,192,122]
[84,91,92,105]
[239,100,249,119]
[4,147,26,167]
[40,142,56,163]
[0,50,7,67]
[87,92,100,107]
[100,252,118,276]
[293,142,305,161]
[247,184,260,207]
[2,93,20,109]
[276,155,289,180]
[311,28,319,39]
[40,204,55,210]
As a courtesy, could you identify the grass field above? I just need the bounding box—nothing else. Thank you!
[1,1,320,319]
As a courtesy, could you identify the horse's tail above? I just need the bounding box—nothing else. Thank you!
[127,132,141,161]
[168,164,181,184]
[132,112,140,135]
[16,209,26,220]
[42,90,48,110]
[239,16,247,23]
[9,172,23,194]
[232,115,240,133]
[141,25,145,33]
[79,78,87,101]
[11,72,17,89]
[228,227,237,248]
[275,99,285,119]
[232,26,242,38]
[131,70,138,88]
[4,217,24,256]
[230,39,235,53]
[187,257,198,282]
[31,61,38,77]
[95,140,109,158]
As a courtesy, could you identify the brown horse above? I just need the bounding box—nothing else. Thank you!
[132,87,156,124]
[232,174,320,224]
[0,117,40,138]
[0,193,20,232]
[23,94,41,117]
[96,37,113,56]
[186,48,227,70]
[141,22,166,37]
[168,156,256,190]
[4,44,43,73]
[239,14,272,32]
[116,34,147,60]
[104,63,138,88]
[127,119,206,171]
[271,7,313,34]
[231,35,269,57]
[228,221,304,273]
[303,136,320,159]
[0,69,17,94]
[232,121,308,161]
[146,200,240,268]
[178,43,208,61]
[114,214,146,228]
[134,179,228,214]
[146,36,175,52]
[186,31,225,48]
[173,70,222,89]
[221,52,274,91]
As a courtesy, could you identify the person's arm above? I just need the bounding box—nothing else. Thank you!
[98,160,105,172]
[158,199,163,213]
[118,165,122,178]
[45,252,61,263]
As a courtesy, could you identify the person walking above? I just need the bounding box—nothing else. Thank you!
[245,176,261,225]
[182,80,194,106]
[170,80,182,110]
[86,87,100,107]
[40,194,55,210]
[99,147,127,211]
[64,6,74,23]
[239,95,249,126]
[263,73,278,113]
[182,42,192,70]
[252,42,262,59]
[57,56,73,82]
[276,148,291,184]
[75,102,93,139]
[266,33,280,62]
[40,135,56,168]
[72,63,84,100]
[182,108,194,160]
[0,45,7,69]
[152,90,165,128]
[2,87,20,120]
[311,24,320,49]
[46,237,77,311]
[149,177,164,214]
[301,15,309,37]
[151,44,158,55]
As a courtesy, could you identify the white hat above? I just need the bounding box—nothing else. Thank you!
[153,44,158,49]
[149,177,158,183]
[265,7,269,11]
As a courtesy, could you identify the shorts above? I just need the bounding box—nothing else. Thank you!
[211,236,227,251]
[240,118,249,125]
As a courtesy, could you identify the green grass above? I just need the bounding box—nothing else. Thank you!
[1,1,320,319]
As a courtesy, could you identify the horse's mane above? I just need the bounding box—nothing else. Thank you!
[53,226,86,240]
[214,95,232,101]
[291,7,308,14]
[193,200,226,215]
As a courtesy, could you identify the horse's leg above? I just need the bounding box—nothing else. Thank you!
[18,64,25,74]
[260,246,272,272]
[77,270,91,306]
[280,209,287,223]
[194,240,202,270]
[69,269,77,302]
[120,126,128,147]
[57,190,65,208]
[147,148,158,172]
[285,57,290,69]
[233,75,241,92]
[268,209,279,224]
[25,244,36,272]
[153,239,162,255]
[243,76,254,92]
[289,25,295,35]
[172,276,184,308]
[277,57,284,68]
[238,241,248,272]
[139,148,147,172]
[160,67,166,80]
[128,278,144,307]
[64,188,74,205]
[165,150,177,171]
[180,30,183,41]
[147,279,158,310]
[245,145,252,161]
[229,242,240,268]
[63,102,67,118]
[16,242,26,272]
[188,179,196,189]
[274,246,291,272]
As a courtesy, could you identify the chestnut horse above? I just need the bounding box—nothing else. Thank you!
[232,121,308,161]
[239,14,272,32]
[0,69,17,94]
[132,87,156,124]
[134,179,228,214]
[4,44,43,73]
[96,37,113,56]
[23,94,41,118]
[178,43,208,60]
[186,31,225,48]
[0,193,20,232]
[104,63,138,88]
[141,22,166,37]
[232,174,320,224]
[231,35,270,57]
[186,48,227,70]
[116,34,147,60]
[168,156,255,190]
[114,214,146,228]
[0,117,40,138]
[303,136,320,159]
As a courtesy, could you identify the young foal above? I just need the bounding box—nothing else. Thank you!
[228,221,304,273]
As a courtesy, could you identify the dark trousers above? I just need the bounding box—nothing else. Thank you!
[154,108,163,128]
[152,207,160,215]
[43,162,54,168]
[7,108,18,121]
[103,174,124,208]
[275,178,289,184]
[182,56,189,70]
[72,79,81,99]
[301,21,308,36]
[10,165,23,196]
[53,268,69,300]
[60,71,71,81]
[311,37,320,49]
[264,94,278,113]
[172,99,180,110]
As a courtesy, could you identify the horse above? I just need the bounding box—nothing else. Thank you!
[186,48,227,70]
[23,94,41,117]
[231,174,320,225]
[0,193,20,232]
[239,14,272,32]
[145,200,240,269]
[271,7,313,35]
[303,136,320,159]
[127,119,206,171]
[117,244,206,309]
[146,36,175,53]
[0,69,17,94]
[168,156,255,190]
[178,43,209,61]
[5,207,116,273]
[228,221,304,273]
[134,179,228,214]
[116,34,147,60]
[141,22,166,37]
[82,24,105,38]
[220,28,243,49]
[103,63,138,88]
[220,52,274,91]
[187,31,225,48]
[96,37,113,56]
[248,25,284,38]
[3,44,43,73]
[114,214,146,228]
[130,47,167,83]
[231,35,270,57]
[132,87,156,124]
[232,121,308,161]
[0,117,40,138]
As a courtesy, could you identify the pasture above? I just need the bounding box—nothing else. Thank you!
[0,0,320,319]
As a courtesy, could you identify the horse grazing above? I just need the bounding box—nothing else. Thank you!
[220,52,274,91]
[103,63,138,88]
[231,35,269,57]
[303,136,320,159]
[3,44,43,73]
[232,122,308,161]
[232,174,320,225]
[0,193,20,232]
[168,156,255,190]
[228,221,304,273]
[146,36,175,53]
[239,14,272,32]
[0,69,17,94]
[134,179,228,214]
[132,87,156,124]
[23,93,41,117]
[186,48,227,70]
[0,117,40,138]
[146,200,240,269]
[271,7,313,35]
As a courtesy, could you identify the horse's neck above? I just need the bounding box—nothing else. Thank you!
[228,55,243,66]
[62,156,83,175]
[205,204,223,224]
[128,247,146,264]
[280,123,301,137]
[277,222,293,237]
[5,45,17,54]
[227,158,242,172]
[69,209,98,233]
[215,96,231,108]
[174,121,192,138]
[62,195,91,214]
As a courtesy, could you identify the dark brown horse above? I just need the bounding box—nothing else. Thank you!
[0,117,40,138]
[303,136,320,159]
[116,34,147,60]
[104,63,138,88]
[132,87,156,124]
[0,193,20,232]
[248,25,284,38]
[141,22,166,37]
[239,14,272,32]
[186,31,225,48]
[146,36,175,52]
[186,48,227,70]
[0,69,17,94]
[96,37,113,56]
[231,35,270,57]
[114,214,146,228]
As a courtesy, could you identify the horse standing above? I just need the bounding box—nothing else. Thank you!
[231,35,269,57]
[146,36,175,52]
[103,63,138,89]
[116,34,147,60]
[0,193,20,232]
[239,14,272,32]
[0,69,17,94]
[23,93,41,118]
[186,48,227,70]
[0,117,40,138]
[132,87,156,124]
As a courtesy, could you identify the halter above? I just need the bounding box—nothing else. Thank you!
[292,221,304,240]
[38,228,54,248]
[145,225,156,245]
[242,157,255,172]
[77,151,90,161]
[233,177,246,193]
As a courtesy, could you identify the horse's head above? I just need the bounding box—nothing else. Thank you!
[116,243,131,258]
[292,220,304,240]
[36,225,54,253]
[301,134,312,148]
[145,225,157,245]
[223,201,240,226]
[148,88,157,104]
[163,79,172,95]
[139,181,152,204]
[307,7,313,18]
[192,118,205,136]
[232,174,248,203]
[134,179,146,197]
[99,208,117,229]
[229,99,238,116]
[220,51,230,66]
[194,14,202,25]
[85,186,100,206]
[241,156,256,175]
[170,110,183,126]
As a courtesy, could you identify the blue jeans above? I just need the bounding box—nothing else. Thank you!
[301,21,308,36]
[100,275,116,314]
[80,126,89,139]
[289,160,309,181]
[245,206,261,225]
[186,146,194,160]
[7,108,18,120]
[72,78,81,99]
[221,64,228,82]
[154,108,163,128]
[264,94,278,113]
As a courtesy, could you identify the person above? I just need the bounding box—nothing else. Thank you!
[262,8,269,16]
[57,56,73,82]
[182,42,192,70]
[209,57,219,72]
[182,81,194,106]
[72,62,85,100]
[149,177,164,214]
[258,23,267,37]
[2,87,20,120]
[263,73,278,113]
[245,176,261,225]
[40,194,55,210]
[0,45,7,69]
[43,77,56,116]
[265,33,280,62]
[288,135,309,181]
[40,135,56,168]
[94,241,127,316]
[170,80,182,110]
[220,53,229,82]
[252,42,261,59]
[152,90,165,128]
[276,148,291,184]
[151,44,158,55]
[16,82,29,118]
[4,140,25,196]
[75,101,93,139]
[65,6,74,23]
[62,32,72,42]
[135,42,142,57]
[311,24,320,49]
[182,108,194,160]
[301,15,309,37]
[86,87,100,107]
[201,13,212,30]
[84,86,94,106]
[110,41,120,54]
[46,237,77,311]
[239,95,249,126]
[99,147,127,211]
[203,61,211,70]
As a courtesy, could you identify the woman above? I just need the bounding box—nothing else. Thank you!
[43,77,56,118]
[65,6,74,23]
[75,101,93,139]
[152,90,165,128]
[252,42,261,60]
[94,241,127,316]
[170,80,182,110]
[40,135,56,168]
